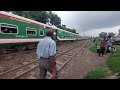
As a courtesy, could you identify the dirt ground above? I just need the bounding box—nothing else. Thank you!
[58,44,109,79]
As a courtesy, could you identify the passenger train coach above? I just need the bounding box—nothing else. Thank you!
[0,11,81,51]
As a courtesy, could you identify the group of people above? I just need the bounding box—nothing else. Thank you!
[97,35,115,56]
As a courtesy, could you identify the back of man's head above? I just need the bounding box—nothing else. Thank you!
[46,30,54,37]
[108,35,111,38]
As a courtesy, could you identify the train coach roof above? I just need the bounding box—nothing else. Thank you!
[0,11,80,36]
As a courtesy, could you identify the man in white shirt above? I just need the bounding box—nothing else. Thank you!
[36,30,57,79]
[106,35,113,53]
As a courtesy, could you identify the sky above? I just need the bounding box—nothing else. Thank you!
[52,11,120,37]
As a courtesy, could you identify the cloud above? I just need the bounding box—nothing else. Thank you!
[80,25,120,37]
[53,11,120,36]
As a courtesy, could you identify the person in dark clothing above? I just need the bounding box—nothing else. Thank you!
[99,37,107,56]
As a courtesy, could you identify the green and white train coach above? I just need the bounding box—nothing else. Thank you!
[0,11,81,50]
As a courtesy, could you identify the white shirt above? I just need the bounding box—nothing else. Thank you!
[36,36,56,59]
[107,38,113,46]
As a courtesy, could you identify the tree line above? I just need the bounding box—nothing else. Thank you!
[99,32,116,38]
[7,11,77,34]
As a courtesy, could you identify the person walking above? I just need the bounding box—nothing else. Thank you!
[99,37,107,56]
[36,30,57,79]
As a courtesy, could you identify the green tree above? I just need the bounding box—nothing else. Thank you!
[108,32,115,37]
[49,12,61,27]
[29,11,49,24]
[99,32,107,38]
[11,11,34,20]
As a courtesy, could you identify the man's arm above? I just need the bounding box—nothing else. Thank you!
[49,56,56,79]
[49,41,57,79]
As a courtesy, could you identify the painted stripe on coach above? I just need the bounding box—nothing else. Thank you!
[0,38,44,39]
[57,36,77,40]
[0,38,43,44]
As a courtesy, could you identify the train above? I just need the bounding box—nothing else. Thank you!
[0,11,81,52]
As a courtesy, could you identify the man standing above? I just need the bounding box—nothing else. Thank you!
[36,30,57,79]
[106,35,113,53]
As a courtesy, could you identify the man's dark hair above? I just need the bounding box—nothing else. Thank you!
[46,30,54,37]
[108,35,111,38]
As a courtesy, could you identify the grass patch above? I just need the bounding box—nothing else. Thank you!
[89,39,101,53]
[89,45,97,53]
[84,67,105,79]
[106,45,120,76]
[107,57,120,74]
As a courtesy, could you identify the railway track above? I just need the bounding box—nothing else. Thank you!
[47,41,89,79]
[0,40,89,79]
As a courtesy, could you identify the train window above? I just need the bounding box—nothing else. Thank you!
[0,23,18,34]
[26,27,36,35]
[40,30,44,36]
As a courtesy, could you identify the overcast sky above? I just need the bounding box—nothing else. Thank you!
[52,11,120,36]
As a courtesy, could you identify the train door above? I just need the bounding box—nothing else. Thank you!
[55,29,58,41]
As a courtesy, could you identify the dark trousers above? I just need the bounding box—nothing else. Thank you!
[99,47,105,56]
[39,58,58,79]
